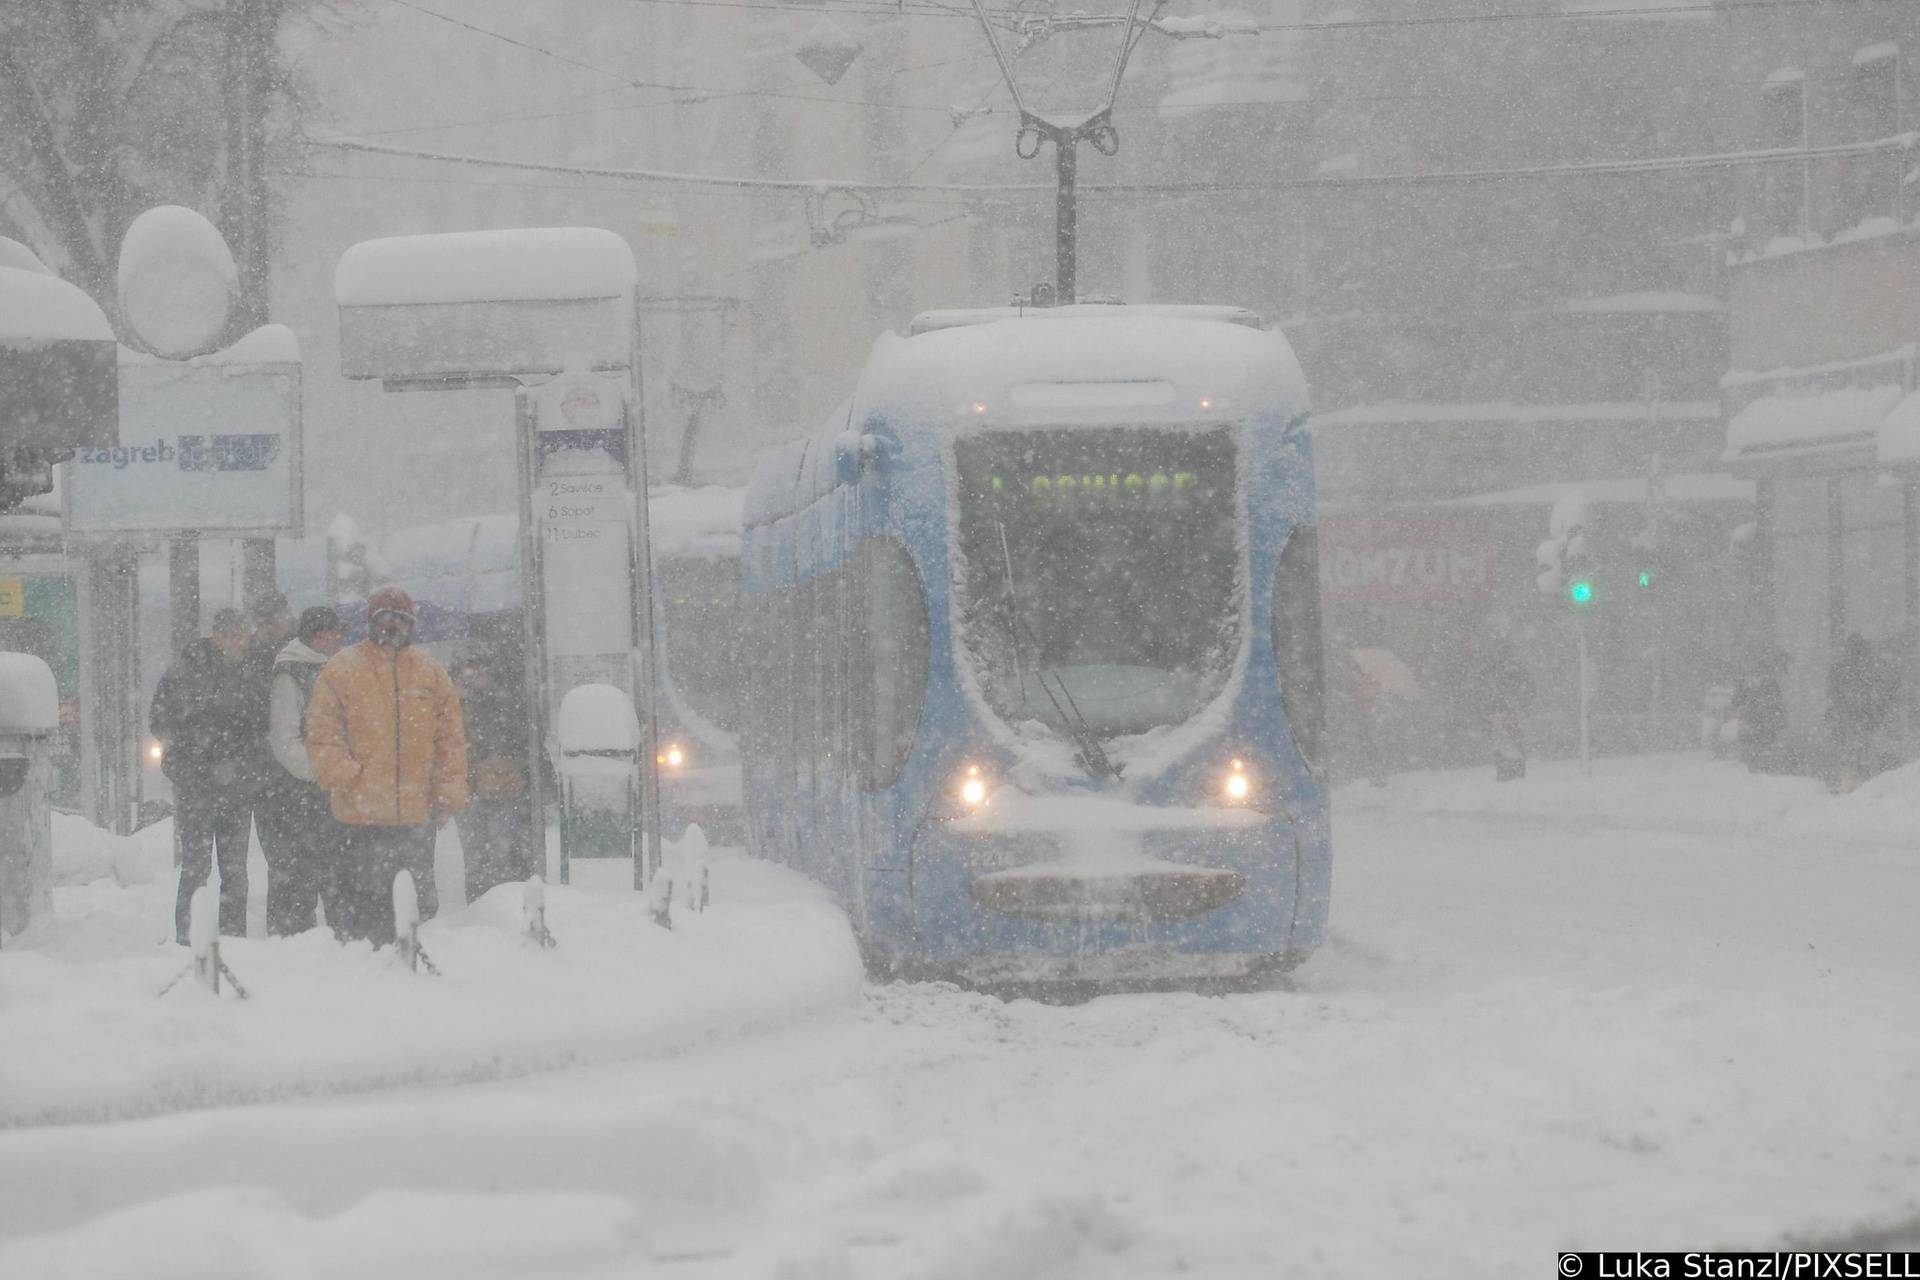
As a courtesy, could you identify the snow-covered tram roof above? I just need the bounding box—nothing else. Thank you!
[857,307,1309,429]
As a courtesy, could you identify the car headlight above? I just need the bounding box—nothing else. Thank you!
[958,764,988,810]
[1222,757,1252,804]
[656,742,687,769]
[146,739,164,765]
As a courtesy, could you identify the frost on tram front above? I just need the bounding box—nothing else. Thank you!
[741,304,1331,988]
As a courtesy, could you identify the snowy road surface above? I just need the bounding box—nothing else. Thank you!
[4,758,1919,1277]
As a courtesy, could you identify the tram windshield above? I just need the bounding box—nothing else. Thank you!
[952,426,1240,740]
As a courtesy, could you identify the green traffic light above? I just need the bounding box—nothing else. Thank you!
[1569,578,1593,604]
[1638,570,1653,588]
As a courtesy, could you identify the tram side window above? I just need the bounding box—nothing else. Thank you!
[742,553,784,775]
[1272,525,1326,777]
[855,538,929,789]
[819,564,847,777]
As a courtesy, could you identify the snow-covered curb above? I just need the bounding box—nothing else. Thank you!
[1,828,863,1129]
[1338,751,1920,848]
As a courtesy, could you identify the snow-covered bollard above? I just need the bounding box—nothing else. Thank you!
[646,864,673,931]
[188,883,219,992]
[676,823,712,913]
[159,883,247,998]
[392,870,438,975]
[522,876,557,948]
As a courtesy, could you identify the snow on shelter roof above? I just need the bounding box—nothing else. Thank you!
[0,267,114,343]
[334,228,635,307]
[910,304,1263,334]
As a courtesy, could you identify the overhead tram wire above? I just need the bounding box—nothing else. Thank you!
[274,165,1001,211]
[597,0,1919,29]
[303,131,1920,197]
[365,0,1920,144]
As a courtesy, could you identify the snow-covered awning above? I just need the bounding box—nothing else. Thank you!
[1313,400,1720,428]
[1722,348,1913,469]
[1562,0,1715,18]
[1877,391,1920,467]
[1441,472,1754,509]
[1725,385,1903,457]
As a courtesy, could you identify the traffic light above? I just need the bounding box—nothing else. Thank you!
[1637,569,1653,589]
[1562,528,1593,608]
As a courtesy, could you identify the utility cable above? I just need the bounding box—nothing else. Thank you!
[303,129,1919,197]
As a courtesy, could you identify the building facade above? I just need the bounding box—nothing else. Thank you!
[1721,4,1920,761]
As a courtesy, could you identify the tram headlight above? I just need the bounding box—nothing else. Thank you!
[1222,757,1252,804]
[656,742,687,770]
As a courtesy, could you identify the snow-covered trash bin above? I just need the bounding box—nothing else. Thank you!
[555,683,641,872]
[0,652,58,941]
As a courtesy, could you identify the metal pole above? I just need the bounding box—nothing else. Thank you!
[78,543,139,834]
[1578,625,1592,778]
[513,387,551,882]
[627,315,665,891]
[241,539,276,613]
[1904,481,1918,758]
[1827,474,1846,654]
[169,535,200,658]
[673,403,702,488]
[1056,130,1078,303]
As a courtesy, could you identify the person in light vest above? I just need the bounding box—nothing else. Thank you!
[306,587,467,945]
[260,605,346,935]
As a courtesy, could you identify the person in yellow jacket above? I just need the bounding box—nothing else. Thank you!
[306,586,468,944]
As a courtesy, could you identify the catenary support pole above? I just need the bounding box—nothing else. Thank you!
[1056,132,1078,302]
[513,386,551,884]
[628,321,665,891]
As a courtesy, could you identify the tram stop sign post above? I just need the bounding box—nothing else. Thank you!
[333,228,665,890]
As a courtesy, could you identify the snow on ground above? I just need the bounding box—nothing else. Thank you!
[1339,747,1920,846]
[0,816,862,1127]
[3,752,1919,1277]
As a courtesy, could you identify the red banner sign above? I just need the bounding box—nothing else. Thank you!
[1319,518,1493,602]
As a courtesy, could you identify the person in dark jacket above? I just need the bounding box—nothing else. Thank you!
[1477,627,1535,782]
[151,609,262,943]
[1827,633,1888,792]
[451,652,537,900]
[259,606,346,935]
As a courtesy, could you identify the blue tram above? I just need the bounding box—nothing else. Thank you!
[739,304,1330,986]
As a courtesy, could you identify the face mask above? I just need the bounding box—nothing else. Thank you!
[371,614,413,649]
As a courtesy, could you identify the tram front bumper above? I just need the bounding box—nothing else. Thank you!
[923,795,1282,926]
[969,860,1245,922]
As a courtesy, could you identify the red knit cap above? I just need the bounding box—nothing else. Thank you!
[366,585,416,623]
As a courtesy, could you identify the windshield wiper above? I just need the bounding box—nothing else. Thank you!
[995,519,1120,782]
